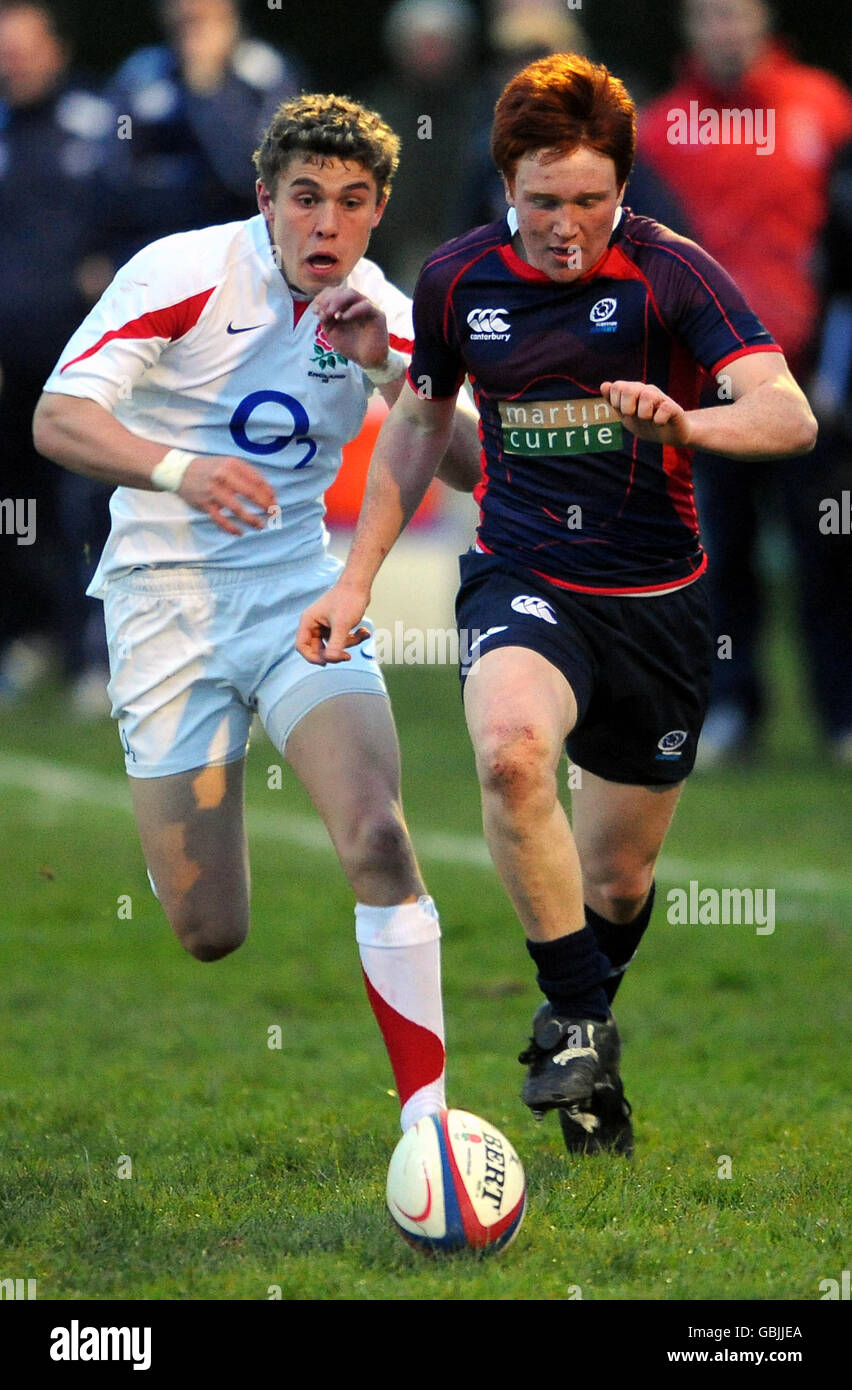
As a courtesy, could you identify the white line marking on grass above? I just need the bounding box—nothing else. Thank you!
[2,752,849,900]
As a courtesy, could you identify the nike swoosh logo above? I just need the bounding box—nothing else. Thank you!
[468,625,508,651]
[227,322,267,334]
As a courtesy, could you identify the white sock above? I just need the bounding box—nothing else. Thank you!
[355,895,447,1131]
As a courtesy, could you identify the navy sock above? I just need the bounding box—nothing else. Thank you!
[526,925,611,1021]
[585,881,656,1003]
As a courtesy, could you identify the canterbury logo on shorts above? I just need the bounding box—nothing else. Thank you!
[498,397,623,456]
[510,594,558,624]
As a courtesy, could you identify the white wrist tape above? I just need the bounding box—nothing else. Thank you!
[150,448,197,492]
[362,347,408,386]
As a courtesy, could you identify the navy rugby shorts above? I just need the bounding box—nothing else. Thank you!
[455,549,712,786]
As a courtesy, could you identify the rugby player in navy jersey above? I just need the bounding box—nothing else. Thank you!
[297,56,817,1155]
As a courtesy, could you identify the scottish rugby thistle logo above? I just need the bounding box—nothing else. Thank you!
[656,730,688,761]
[589,297,618,333]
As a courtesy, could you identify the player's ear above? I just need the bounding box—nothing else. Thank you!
[371,194,389,229]
[503,174,516,208]
[256,179,273,219]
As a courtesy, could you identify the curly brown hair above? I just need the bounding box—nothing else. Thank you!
[253,93,401,201]
[491,54,636,190]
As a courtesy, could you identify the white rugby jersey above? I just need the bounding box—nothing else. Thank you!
[42,214,414,591]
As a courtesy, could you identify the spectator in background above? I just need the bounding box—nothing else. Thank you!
[110,0,303,249]
[358,0,479,291]
[808,137,852,764]
[455,2,691,238]
[453,1,584,232]
[812,139,852,437]
[640,0,852,766]
[0,0,118,713]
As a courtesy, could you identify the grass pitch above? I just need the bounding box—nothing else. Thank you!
[0,597,849,1302]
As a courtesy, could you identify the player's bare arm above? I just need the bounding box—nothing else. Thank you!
[602,353,817,458]
[432,387,481,493]
[33,392,276,535]
[296,381,455,665]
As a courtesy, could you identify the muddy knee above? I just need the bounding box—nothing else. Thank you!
[476,725,557,816]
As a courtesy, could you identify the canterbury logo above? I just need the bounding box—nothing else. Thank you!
[510,594,557,624]
[467,307,511,338]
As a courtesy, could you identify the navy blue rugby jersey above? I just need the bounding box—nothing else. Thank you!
[408,208,781,594]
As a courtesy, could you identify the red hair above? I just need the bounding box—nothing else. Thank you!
[491,53,636,189]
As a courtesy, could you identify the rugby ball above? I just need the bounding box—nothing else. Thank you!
[386,1108,526,1255]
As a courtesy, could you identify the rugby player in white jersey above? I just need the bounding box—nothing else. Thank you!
[33,94,481,1134]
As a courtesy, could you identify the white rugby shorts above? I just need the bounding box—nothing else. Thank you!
[102,553,388,778]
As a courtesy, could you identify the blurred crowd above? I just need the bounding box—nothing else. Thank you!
[1,0,850,764]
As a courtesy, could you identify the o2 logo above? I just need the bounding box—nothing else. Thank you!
[229,391,317,467]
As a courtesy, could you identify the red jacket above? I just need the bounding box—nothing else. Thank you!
[640,44,852,369]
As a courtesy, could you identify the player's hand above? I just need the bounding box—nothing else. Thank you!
[601,380,692,447]
[311,288,392,374]
[296,581,372,666]
[177,456,277,536]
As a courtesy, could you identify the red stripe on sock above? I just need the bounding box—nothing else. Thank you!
[361,968,445,1106]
